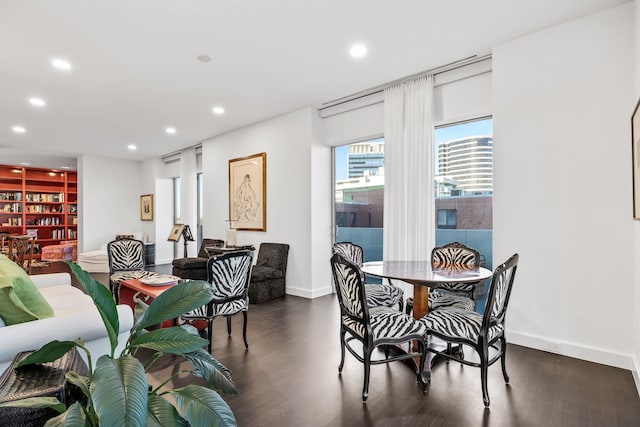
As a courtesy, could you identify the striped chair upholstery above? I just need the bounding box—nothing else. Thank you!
[421,253,519,407]
[107,238,157,303]
[428,242,481,311]
[330,253,427,402]
[180,250,253,353]
[333,242,404,311]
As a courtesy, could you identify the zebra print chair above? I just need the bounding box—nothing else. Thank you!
[330,253,428,402]
[180,250,253,354]
[107,238,157,303]
[421,253,519,407]
[333,242,404,311]
[428,242,482,311]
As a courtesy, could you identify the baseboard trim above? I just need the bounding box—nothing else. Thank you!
[286,286,333,299]
[633,356,640,398]
[508,330,633,370]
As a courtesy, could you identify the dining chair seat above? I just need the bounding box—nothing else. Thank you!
[422,308,504,343]
[343,306,426,341]
[109,270,158,284]
[429,289,475,311]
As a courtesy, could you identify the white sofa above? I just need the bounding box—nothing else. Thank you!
[0,272,134,373]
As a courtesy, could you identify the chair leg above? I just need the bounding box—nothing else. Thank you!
[363,347,373,402]
[417,339,428,390]
[242,311,248,349]
[500,336,510,383]
[479,340,490,407]
[111,281,120,304]
[338,330,346,373]
[207,319,213,354]
[227,317,232,336]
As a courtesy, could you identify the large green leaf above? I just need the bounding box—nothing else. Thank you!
[44,402,93,427]
[129,327,208,354]
[0,396,65,414]
[135,281,212,334]
[90,355,148,427]
[15,340,78,367]
[183,349,239,395]
[170,384,237,427]
[67,262,119,355]
[146,393,189,427]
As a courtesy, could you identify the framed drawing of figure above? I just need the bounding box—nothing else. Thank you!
[228,152,266,231]
[140,194,154,221]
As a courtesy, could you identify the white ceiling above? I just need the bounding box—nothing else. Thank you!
[0,0,629,169]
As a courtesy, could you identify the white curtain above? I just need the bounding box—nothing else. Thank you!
[383,75,435,271]
[180,148,198,257]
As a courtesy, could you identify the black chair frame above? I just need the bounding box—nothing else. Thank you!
[424,253,519,407]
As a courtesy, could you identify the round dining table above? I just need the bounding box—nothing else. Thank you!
[361,260,493,319]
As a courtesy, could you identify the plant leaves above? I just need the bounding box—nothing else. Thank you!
[0,396,65,414]
[90,354,148,427]
[15,340,78,367]
[170,384,237,427]
[183,349,239,395]
[129,327,208,354]
[135,281,212,334]
[146,393,189,427]
[65,371,90,400]
[67,261,120,355]
[44,401,93,427]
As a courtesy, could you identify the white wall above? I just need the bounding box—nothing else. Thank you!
[78,155,142,251]
[201,107,333,298]
[493,4,634,368]
[633,0,640,395]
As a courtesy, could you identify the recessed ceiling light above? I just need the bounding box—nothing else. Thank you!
[212,106,225,115]
[21,161,31,166]
[29,97,46,107]
[197,54,212,63]
[12,126,26,134]
[61,165,70,169]
[165,127,177,134]
[350,44,367,58]
[51,58,72,70]
[127,144,137,151]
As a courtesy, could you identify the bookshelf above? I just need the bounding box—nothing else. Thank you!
[0,165,78,258]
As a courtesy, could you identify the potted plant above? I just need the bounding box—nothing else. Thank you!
[0,262,238,426]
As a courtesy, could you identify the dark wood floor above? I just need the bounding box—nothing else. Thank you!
[40,262,640,426]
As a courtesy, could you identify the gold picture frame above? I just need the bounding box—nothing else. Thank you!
[140,194,154,221]
[228,152,266,231]
[633,99,640,219]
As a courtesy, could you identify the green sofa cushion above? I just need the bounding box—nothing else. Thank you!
[0,254,54,325]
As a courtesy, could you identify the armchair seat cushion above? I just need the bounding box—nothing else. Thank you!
[172,257,207,270]
[250,265,283,281]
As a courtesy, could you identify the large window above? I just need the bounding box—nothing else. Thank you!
[334,138,384,262]
[434,118,493,270]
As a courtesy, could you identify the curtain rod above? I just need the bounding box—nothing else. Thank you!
[319,53,492,111]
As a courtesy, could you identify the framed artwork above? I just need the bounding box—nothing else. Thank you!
[140,194,154,221]
[633,99,640,219]
[167,224,184,242]
[228,152,266,231]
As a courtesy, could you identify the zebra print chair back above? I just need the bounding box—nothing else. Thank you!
[431,242,480,268]
[108,238,145,272]
[207,250,253,304]
[333,242,364,266]
[330,253,369,335]
[483,253,519,328]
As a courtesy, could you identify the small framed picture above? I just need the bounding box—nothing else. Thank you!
[140,194,154,221]
[228,152,266,231]
[167,224,184,242]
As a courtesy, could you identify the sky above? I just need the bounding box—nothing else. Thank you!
[334,118,493,180]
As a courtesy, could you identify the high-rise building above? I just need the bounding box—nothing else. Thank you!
[347,141,384,178]
[437,135,493,195]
